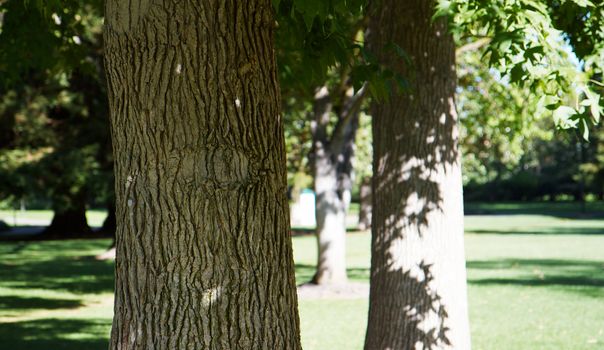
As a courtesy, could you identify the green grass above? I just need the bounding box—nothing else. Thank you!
[465,201,604,216]
[0,210,108,227]
[0,203,603,349]
[0,240,113,349]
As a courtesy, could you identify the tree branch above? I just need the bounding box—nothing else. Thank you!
[329,83,367,153]
[456,38,491,57]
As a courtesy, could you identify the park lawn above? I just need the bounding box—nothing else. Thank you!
[0,210,108,227]
[0,206,603,349]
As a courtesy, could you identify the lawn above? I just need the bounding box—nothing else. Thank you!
[0,204,603,349]
[0,210,108,227]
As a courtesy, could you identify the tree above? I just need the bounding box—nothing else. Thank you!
[441,0,603,138]
[0,0,113,236]
[275,4,372,284]
[456,45,549,201]
[104,1,301,348]
[356,112,373,231]
[448,0,604,203]
[364,0,604,348]
[309,80,366,284]
[364,0,471,348]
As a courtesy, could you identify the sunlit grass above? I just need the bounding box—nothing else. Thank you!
[0,203,603,349]
[0,210,108,227]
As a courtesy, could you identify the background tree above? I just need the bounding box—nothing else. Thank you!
[276,0,399,285]
[276,2,366,285]
[454,1,604,204]
[456,46,550,201]
[0,0,112,236]
[355,113,373,230]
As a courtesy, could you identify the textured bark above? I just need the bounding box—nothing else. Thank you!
[104,1,301,349]
[311,85,364,285]
[365,1,471,349]
[358,176,372,231]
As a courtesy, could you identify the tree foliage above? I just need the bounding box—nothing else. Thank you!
[0,0,110,211]
[439,0,604,138]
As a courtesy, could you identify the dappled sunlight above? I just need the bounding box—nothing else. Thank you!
[0,256,114,295]
[0,225,602,348]
[0,318,110,350]
[0,294,113,323]
[371,261,452,349]
[367,2,468,344]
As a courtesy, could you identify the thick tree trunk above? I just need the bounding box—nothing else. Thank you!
[104,1,301,349]
[44,189,91,237]
[365,1,471,349]
[44,203,92,237]
[358,176,372,230]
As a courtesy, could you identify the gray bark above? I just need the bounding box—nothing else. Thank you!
[365,1,471,349]
[311,85,365,285]
[104,1,301,349]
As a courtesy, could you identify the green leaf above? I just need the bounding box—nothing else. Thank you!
[581,118,589,140]
[570,0,594,7]
[537,94,560,111]
[553,106,578,129]
[509,64,525,83]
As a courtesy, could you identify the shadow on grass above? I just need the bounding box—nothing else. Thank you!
[467,258,604,297]
[0,257,114,295]
[0,318,110,350]
[464,201,604,220]
[291,228,364,236]
[295,263,370,283]
[466,227,604,235]
[0,296,83,311]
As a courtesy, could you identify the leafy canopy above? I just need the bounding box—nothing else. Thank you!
[438,0,604,138]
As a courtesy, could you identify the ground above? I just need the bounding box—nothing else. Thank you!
[0,202,603,349]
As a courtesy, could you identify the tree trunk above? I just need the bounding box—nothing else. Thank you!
[313,145,349,284]
[101,201,117,234]
[44,189,91,237]
[358,176,372,230]
[365,1,471,349]
[44,202,92,237]
[311,85,364,285]
[104,1,301,349]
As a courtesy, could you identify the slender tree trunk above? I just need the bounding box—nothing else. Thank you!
[313,154,348,284]
[312,87,347,284]
[104,1,301,349]
[358,176,372,230]
[311,85,364,285]
[365,1,471,349]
